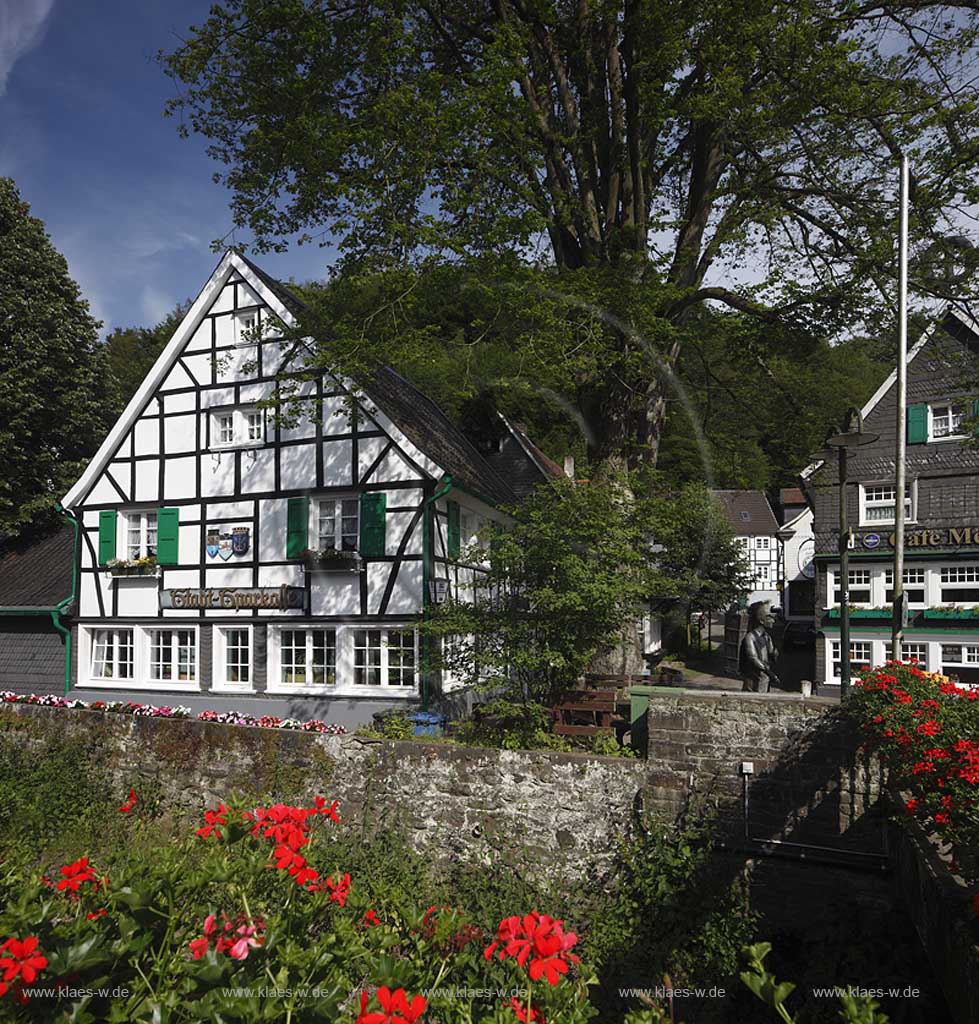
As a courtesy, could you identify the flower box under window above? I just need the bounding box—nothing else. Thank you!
[302,548,363,572]
[923,607,979,621]
[826,607,890,620]
[107,557,158,577]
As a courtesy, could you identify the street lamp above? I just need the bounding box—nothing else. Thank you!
[825,408,879,698]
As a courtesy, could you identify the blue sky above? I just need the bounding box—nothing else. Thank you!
[0,1,334,335]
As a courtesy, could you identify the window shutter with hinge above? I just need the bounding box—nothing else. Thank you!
[907,403,928,444]
[359,492,387,557]
[286,497,309,558]
[98,510,117,564]
[447,501,461,559]
[156,508,180,565]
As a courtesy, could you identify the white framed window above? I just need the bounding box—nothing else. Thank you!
[756,536,770,550]
[277,628,337,688]
[929,402,967,441]
[940,644,979,686]
[860,483,915,525]
[884,567,927,605]
[90,628,134,680]
[149,629,197,683]
[79,626,199,691]
[210,407,265,448]
[901,642,928,666]
[756,564,770,582]
[315,497,359,551]
[939,565,979,603]
[831,568,873,605]
[213,627,253,691]
[353,628,417,687]
[831,639,873,680]
[124,510,158,560]
[234,309,260,346]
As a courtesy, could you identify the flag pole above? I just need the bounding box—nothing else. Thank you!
[891,155,909,661]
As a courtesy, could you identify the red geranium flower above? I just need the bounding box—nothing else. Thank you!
[905,799,918,813]
[364,909,380,927]
[196,804,228,840]
[0,937,47,985]
[510,997,546,1022]
[118,789,137,814]
[356,986,426,1024]
[484,912,579,986]
[325,873,351,907]
[56,858,98,893]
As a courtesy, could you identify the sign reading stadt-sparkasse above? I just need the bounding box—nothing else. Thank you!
[159,585,304,611]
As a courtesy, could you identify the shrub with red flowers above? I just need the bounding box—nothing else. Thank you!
[849,661,979,880]
[0,791,597,1023]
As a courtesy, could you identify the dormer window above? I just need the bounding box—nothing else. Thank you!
[211,406,265,448]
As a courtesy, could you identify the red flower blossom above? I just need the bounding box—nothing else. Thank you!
[325,873,351,906]
[364,909,381,927]
[196,804,228,840]
[484,912,579,986]
[86,909,107,921]
[510,997,546,1022]
[0,937,47,985]
[56,858,98,893]
[905,799,918,813]
[313,795,341,822]
[935,811,952,825]
[916,720,941,737]
[226,923,264,961]
[118,789,137,814]
[356,986,426,1024]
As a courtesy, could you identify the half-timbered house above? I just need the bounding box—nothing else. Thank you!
[58,251,560,724]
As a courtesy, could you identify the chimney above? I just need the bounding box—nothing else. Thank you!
[563,455,575,479]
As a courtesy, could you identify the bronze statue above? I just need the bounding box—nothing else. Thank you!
[739,600,780,693]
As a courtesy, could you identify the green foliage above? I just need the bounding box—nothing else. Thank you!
[0,179,113,534]
[355,711,415,741]
[846,662,979,881]
[424,473,748,702]
[451,700,573,752]
[102,301,191,413]
[161,0,979,476]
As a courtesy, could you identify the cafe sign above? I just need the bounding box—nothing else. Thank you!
[160,585,305,611]
[858,527,979,549]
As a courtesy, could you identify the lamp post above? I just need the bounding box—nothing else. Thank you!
[825,408,879,698]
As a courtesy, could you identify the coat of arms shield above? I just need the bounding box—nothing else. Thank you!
[231,527,250,556]
[206,529,220,559]
[218,534,234,561]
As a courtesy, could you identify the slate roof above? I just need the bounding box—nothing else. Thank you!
[0,523,74,609]
[367,367,519,506]
[712,490,780,536]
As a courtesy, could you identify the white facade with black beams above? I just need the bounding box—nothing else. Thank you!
[61,251,538,722]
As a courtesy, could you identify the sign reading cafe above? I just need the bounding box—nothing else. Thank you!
[160,585,305,611]
[858,527,979,549]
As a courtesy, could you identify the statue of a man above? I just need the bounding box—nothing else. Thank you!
[739,600,780,693]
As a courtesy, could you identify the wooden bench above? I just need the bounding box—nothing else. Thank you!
[551,688,621,737]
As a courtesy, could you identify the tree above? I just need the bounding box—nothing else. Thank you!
[424,474,748,700]
[163,0,979,472]
[103,302,191,413]
[0,179,113,536]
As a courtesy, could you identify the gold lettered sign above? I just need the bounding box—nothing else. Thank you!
[859,527,979,549]
[159,585,305,611]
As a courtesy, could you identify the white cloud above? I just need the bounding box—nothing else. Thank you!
[0,0,56,97]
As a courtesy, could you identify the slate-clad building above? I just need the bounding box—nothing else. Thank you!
[0,524,75,695]
[805,309,979,688]
[52,251,558,722]
[712,490,785,607]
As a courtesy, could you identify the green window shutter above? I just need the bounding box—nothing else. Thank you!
[286,497,309,558]
[156,508,180,565]
[447,501,461,559]
[907,403,928,444]
[359,492,387,557]
[98,510,117,564]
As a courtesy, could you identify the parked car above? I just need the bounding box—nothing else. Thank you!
[783,621,818,648]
